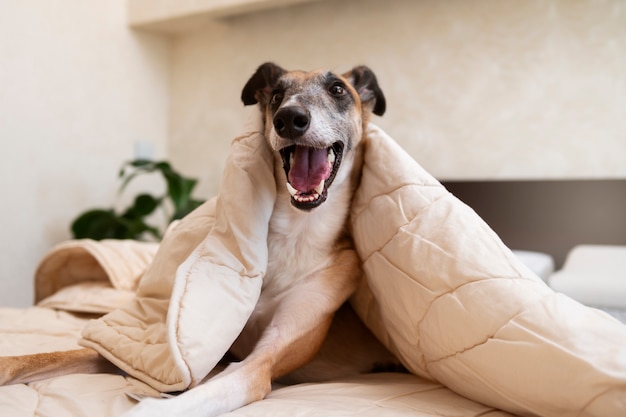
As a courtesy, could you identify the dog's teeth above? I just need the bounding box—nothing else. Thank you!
[286,182,298,197]
[328,149,336,165]
[315,180,325,194]
[289,152,295,167]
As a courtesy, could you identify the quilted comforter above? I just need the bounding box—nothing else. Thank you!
[1,111,625,417]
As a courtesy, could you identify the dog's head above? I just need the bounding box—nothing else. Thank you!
[241,62,385,211]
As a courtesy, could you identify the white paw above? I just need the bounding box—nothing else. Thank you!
[121,367,253,417]
[121,397,168,417]
[122,390,221,417]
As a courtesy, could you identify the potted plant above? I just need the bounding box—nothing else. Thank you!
[71,160,204,241]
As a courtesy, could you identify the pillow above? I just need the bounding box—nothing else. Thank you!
[549,245,626,309]
[512,250,555,281]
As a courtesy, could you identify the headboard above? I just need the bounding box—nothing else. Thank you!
[440,179,626,268]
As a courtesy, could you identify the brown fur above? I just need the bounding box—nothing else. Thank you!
[0,348,115,385]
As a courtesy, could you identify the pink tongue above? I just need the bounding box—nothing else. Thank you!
[288,146,330,192]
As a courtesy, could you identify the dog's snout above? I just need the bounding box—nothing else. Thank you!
[273,106,310,139]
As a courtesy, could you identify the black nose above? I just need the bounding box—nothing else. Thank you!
[273,106,310,139]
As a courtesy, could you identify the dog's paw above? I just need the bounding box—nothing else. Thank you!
[121,396,166,417]
[121,391,214,417]
[121,369,252,417]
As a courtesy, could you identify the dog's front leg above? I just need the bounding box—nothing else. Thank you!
[121,298,332,417]
[123,248,360,417]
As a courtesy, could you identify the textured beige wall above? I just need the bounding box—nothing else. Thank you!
[2,0,624,307]
[169,0,626,199]
[0,0,170,306]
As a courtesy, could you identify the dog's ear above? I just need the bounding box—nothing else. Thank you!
[241,62,286,106]
[344,66,386,116]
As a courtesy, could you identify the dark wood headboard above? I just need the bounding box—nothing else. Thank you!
[440,179,626,268]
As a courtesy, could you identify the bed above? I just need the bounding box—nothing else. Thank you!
[443,179,626,324]
[1,119,625,417]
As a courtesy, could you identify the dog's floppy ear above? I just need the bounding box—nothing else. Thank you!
[241,62,286,106]
[344,66,386,116]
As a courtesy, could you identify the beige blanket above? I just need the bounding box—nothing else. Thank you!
[77,111,626,417]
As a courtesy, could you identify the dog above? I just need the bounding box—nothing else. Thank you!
[1,63,399,417]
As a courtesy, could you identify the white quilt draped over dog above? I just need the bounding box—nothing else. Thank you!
[80,111,626,417]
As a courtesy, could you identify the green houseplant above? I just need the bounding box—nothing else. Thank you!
[71,159,205,241]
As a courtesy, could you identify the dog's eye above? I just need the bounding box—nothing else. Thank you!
[270,90,283,105]
[329,83,346,96]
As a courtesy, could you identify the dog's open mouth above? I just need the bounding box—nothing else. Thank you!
[279,142,344,210]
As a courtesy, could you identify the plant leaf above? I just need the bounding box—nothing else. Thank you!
[169,177,197,211]
[151,162,198,212]
[71,209,122,240]
[116,216,161,240]
[71,158,205,241]
[126,193,161,217]
[172,198,204,220]
[118,160,159,194]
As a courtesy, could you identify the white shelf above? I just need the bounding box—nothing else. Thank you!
[128,0,324,34]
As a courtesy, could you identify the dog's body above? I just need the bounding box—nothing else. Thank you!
[1,63,398,417]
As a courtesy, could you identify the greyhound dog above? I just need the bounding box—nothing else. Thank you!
[1,63,399,417]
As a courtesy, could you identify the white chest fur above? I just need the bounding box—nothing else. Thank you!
[263,185,350,296]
